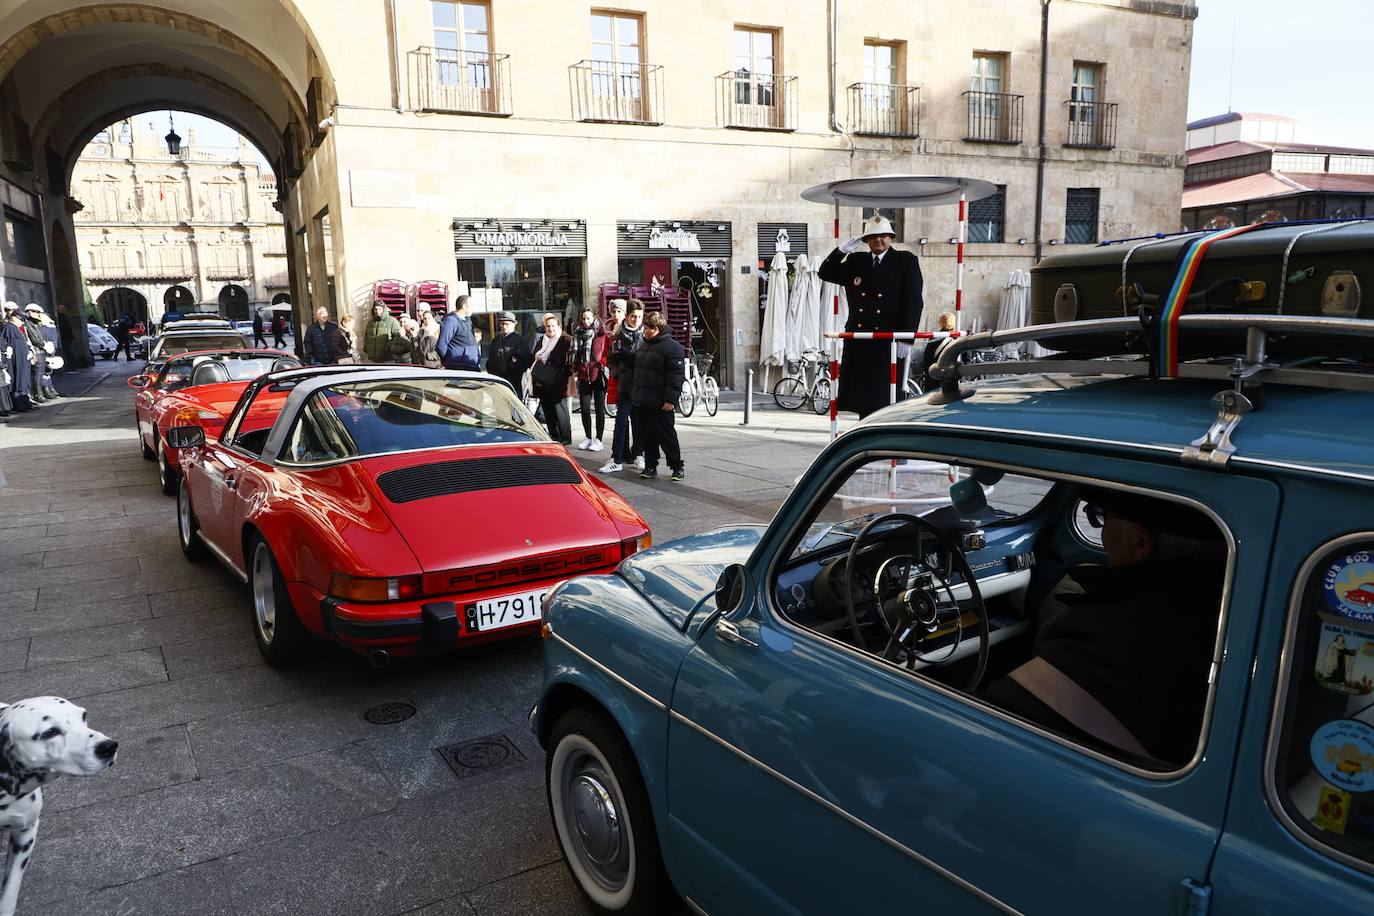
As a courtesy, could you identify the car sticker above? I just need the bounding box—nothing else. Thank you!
[1314,785,1353,835]
[1322,551,1374,626]
[1315,623,1374,696]
[1311,719,1374,793]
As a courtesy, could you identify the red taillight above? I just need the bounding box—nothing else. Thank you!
[620,534,652,558]
[328,573,423,603]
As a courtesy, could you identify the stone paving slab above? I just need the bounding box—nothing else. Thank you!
[0,363,831,914]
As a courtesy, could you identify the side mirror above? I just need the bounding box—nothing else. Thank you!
[127,375,151,389]
[715,563,748,617]
[165,426,205,449]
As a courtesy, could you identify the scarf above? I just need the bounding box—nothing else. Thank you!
[573,325,598,365]
[535,328,561,363]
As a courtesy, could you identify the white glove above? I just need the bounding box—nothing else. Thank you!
[3,346,10,359]
[896,343,911,359]
[43,341,54,355]
[839,237,865,255]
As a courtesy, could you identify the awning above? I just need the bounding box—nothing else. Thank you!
[801,174,998,208]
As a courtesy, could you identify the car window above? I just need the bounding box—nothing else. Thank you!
[302,378,547,460]
[282,399,356,464]
[1271,539,1374,869]
[774,454,1229,772]
[152,334,247,358]
[228,386,291,457]
[159,357,197,392]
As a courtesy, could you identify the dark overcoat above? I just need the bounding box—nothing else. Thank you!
[3,321,32,398]
[817,246,924,417]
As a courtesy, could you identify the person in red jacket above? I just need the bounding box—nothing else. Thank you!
[570,307,609,452]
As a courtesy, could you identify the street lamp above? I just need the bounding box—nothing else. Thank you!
[165,113,182,157]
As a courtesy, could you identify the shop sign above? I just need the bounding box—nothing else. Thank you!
[453,218,588,256]
[648,228,702,253]
[473,230,571,248]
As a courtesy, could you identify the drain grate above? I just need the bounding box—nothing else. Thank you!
[363,702,417,725]
[435,732,527,779]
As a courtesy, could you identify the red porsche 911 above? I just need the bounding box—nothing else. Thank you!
[130,349,300,494]
[166,366,651,666]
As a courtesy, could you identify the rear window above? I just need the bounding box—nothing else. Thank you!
[152,334,247,358]
[1272,539,1374,870]
[281,377,547,463]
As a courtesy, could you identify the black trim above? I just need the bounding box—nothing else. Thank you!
[318,597,459,652]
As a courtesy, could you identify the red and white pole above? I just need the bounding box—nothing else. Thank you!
[888,338,898,407]
[955,191,967,332]
[829,201,841,440]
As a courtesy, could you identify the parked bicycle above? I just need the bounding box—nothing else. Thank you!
[677,352,719,417]
[772,348,831,415]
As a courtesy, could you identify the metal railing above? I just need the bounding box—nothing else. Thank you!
[847,82,919,137]
[962,90,1024,143]
[408,47,512,116]
[569,60,663,124]
[1065,100,1118,149]
[717,71,797,131]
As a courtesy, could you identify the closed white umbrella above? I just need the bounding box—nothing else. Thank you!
[783,254,811,362]
[794,254,822,356]
[759,250,790,389]
[816,254,849,361]
[997,269,1044,358]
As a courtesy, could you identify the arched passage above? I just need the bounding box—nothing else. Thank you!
[98,287,148,325]
[163,285,195,313]
[218,283,249,320]
[48,219,92,365]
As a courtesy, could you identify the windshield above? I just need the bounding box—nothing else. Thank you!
[281,377,548,463]
[152,334,248,358]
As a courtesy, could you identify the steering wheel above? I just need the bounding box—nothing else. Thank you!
[842,512,990,691]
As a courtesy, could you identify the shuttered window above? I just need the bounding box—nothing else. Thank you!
[1065,188,1100,245]
[967,185,1005,243]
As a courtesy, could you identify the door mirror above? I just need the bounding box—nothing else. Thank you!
[165,425,205,449]
[127,375,151,389]
[715,563,748,617]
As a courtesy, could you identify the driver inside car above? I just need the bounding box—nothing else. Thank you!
[981,489,1226,767]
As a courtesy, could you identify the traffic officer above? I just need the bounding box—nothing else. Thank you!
[817,215,924,417]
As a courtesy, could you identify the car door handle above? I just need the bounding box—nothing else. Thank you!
[715,619,758,649]
[224,475,237,490]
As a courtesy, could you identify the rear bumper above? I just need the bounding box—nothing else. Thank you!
[318,596,468,656]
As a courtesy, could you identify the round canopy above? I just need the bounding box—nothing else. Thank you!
[801,174,998,208]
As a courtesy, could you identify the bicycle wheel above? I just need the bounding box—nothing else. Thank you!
[678,379,696,417]
[605,400,618,419]
[703,378,719,417]
[772,376,806,410]
[810,377,832,415]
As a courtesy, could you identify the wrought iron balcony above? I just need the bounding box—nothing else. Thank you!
[1065,100,1118,149]
[84,263,194,282]
[569,60,663,124]
[847,82,919,137]
[962,90,1024,144]
[408,47,512,116]
[717,71,797,131]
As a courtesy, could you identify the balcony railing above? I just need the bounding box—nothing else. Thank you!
[847,82,919,137]
[85,263,194,282]
[1065,99,1118,149]
[717,71,797,131]
[962,90,1024,144]
[408,47,512,116]
[569,60,663,124]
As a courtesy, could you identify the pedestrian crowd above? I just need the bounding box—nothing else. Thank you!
[2,301,64,419]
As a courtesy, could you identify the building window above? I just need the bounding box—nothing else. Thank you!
[587,11,646,120]
[968,52,1018,142]
[967,185,1005,243]
[863,41,901,86]
[1065,188,1100,245]
[432,1,492,87]
[1067,62,1107,146]
[733,27,778,107]
[971,52,1005,94]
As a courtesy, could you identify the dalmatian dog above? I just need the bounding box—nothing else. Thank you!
[0,697,117,916]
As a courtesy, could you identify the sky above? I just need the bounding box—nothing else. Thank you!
[113,110,272,169]
[1188,0,1372,148]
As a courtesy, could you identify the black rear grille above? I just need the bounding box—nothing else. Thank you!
[377,454,582,504]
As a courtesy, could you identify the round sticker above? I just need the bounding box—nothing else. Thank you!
[1322,552,1374,625]
[1310,719,1374,793]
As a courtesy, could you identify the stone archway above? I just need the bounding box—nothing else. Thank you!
[48,218,93,367]
[163,284,195,315]
[270,291,291,305]
[98,287,148,325]
[217,283,249,320]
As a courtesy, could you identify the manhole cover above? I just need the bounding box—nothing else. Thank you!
[363,702,417,725]
[436,733,527,779]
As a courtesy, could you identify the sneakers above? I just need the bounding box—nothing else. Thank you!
[599,460,624,473]
[577,438,593,450]
[633,455,646,471]
[639,467,657,480]
[670,467,685,482]
[589,438,604,452]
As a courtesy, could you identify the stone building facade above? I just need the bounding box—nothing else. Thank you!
[71,118,288,324]
[0,0,1196,378]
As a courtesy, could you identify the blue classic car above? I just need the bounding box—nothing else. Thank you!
[532,314,1374,915]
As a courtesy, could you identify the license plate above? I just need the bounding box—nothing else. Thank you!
[464,588,545,633]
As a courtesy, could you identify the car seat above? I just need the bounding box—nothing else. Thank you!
[191,361,231,386]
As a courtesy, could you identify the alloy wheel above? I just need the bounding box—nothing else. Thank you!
[251,542,278,645]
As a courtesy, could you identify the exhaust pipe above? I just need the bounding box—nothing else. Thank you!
[367,649,391,669]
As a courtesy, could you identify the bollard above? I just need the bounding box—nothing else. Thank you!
[742,368,753,426]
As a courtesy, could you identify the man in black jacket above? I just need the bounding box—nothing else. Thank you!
[630,311,686,481]
[816,215,923,417]
[303,307,342,365]
[485,311,532,393]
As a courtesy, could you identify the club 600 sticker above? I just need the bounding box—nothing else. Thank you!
[1310,719,1374,793]
[1322,552,1374,625]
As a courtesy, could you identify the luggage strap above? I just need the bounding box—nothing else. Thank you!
[1008,656,1151,758]
[1150,223,1265,378]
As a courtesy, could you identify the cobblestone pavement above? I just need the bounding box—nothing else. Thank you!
[0,360,832,916]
